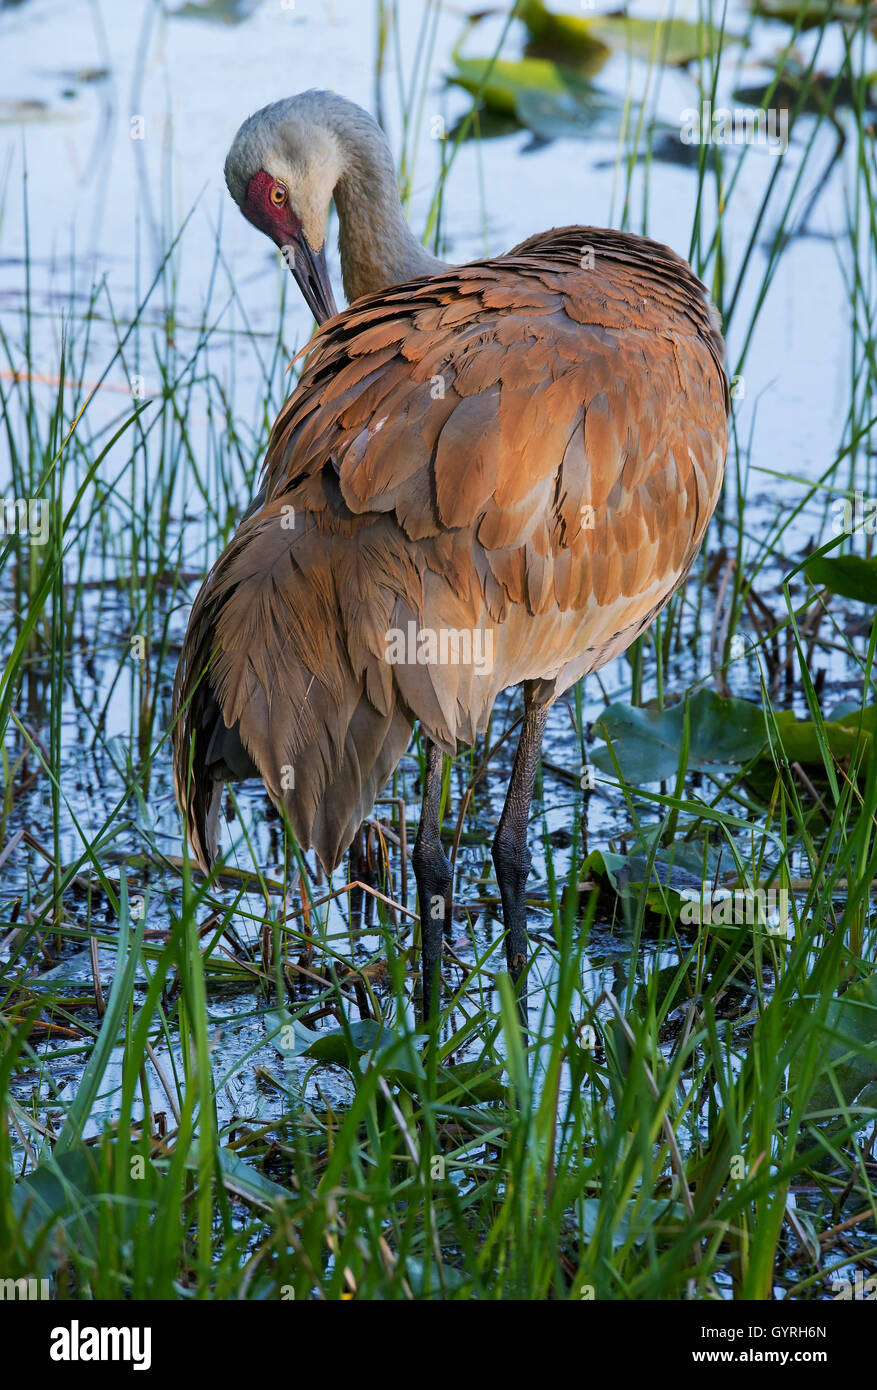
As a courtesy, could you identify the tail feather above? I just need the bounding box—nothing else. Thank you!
[172,500,417,873]
[309,699,413,869]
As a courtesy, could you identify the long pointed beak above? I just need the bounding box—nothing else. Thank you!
[281,234,338,325]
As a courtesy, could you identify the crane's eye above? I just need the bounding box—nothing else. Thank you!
[270,183,288,208]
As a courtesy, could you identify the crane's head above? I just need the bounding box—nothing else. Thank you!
[224,93,341,324]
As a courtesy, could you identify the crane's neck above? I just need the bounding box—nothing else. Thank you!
[331,117,447,303]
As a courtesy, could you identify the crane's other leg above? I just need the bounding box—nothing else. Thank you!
[492,683,549,1002]
[412,738,452,1018]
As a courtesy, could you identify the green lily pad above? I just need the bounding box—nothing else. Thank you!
[792,972,877,1116]
[434,1059,507,1103]
[586,14,740,64]
[213,1147,293,1208]
[580,837,737,926]
[519,1,739,65]
[303,1019,429,1089]
[582,847,690,920]
[517,0,611,59]
[449,53,625,139]
[266,1008,320,1057]
[302,1023,507,1102]
[448,55,573,116]
[592,690,875,788]
[12,1147,100,1270]
[752,0,873,28]
[172,0,258,23]
[771,706,875,765]
[448,107,523,142]
[591,690,766,783]
[805,552,877,603]
[579,1195,688,1247]
[404,1257,468,1296]
[584,842,707,892]
[303,1018,398,1064]
[12,1142,160,1274]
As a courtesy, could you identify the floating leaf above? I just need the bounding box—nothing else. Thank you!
[591,690,766,783]
[752,0,874,28]
[581,847,688,920]
[615,127,710,168]
[448,55,572,115]
[583,841,717,892]
[302,1024,506,1102]
[580,846,635,894]
[519,3,740,65]
[805,552,877,603]
[734,68,876,114]
[0,100,68,125]
[771,706,875,765]
[585,14,740,64]
[518,0,611,60]
[448,107,523,142]
[404,1257,468,1296]
[423,1059,507,1104]
[12,1142,161,1275]
[265,1007,320,1057]
[303,1020,427,1087]
[592,690,874,788]
[303,1018,391,1064]
[578,837,731,925]
[13,1148,102,1271]
[792,972,877,1116]
[579,1196,687,1247]
[214,1148,292,1208]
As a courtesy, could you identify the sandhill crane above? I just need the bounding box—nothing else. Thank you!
[173,90,729,1017]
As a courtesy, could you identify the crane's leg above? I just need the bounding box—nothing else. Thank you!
[492,684,549,1007]
[412,738,452,1018]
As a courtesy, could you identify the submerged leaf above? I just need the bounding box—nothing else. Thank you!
[513,85,624,139]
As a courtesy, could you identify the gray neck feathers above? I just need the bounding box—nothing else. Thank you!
[304,91,447,302]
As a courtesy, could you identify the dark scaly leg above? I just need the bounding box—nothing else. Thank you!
[412,738,452,1019]
[492,683,549,1012]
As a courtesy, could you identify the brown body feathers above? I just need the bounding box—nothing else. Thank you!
[173,225,728,872]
